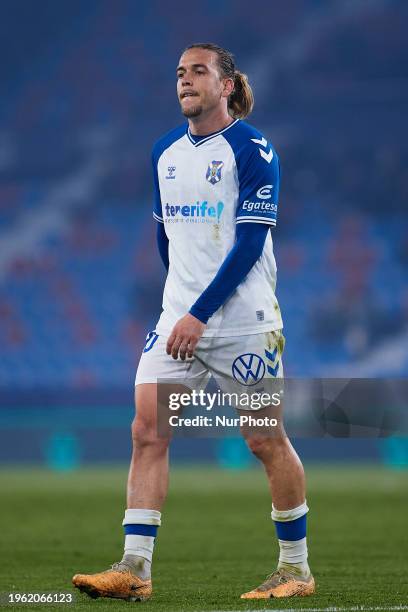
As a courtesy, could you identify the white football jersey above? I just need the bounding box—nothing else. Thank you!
[152,119,283,338]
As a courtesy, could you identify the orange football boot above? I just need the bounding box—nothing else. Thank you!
[241,568,315,599]
[72,558,152,602]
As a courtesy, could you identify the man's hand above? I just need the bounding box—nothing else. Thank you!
[166,313,206,360]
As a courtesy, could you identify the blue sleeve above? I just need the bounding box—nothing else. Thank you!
[152,148,163,223]
[156,222,169,270]
[189,223,269,324]
[236,142,280,227]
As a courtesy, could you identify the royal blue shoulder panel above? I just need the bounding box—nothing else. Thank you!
[152,124,187,222]
[222,120,280,226]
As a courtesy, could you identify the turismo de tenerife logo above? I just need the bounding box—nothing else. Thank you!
[206,160,224,185]
[232,353,266,386]
[164,201,224,223]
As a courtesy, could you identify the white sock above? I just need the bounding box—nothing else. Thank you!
[122,509,161,579]
[271,501,310,578]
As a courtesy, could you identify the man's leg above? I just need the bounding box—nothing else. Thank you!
[121,383,171,579]
[240,423,315,599]
[127,384,170,509]
[244,431,305,509]
[72,383,171,601]
[203,330,315,599]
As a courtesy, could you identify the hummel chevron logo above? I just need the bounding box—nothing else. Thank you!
[265,347,279,376]
[251,137,273,163]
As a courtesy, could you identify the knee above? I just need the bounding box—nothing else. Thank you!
[245,434,272,459]
[245,434,287,460]
[131,416,170,452]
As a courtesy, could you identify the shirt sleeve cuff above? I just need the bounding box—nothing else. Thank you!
[189,305,210,324]
[236,215,276,226]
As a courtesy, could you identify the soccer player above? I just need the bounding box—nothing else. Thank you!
[72,43,315,601]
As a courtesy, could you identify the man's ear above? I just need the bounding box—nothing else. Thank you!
[222,78,235,98]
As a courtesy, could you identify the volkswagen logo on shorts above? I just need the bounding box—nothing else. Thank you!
[232,353,266,386]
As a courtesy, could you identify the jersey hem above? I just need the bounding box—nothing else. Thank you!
[155,321,283,339]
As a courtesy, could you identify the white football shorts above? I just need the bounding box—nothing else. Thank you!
[135,329,285,410]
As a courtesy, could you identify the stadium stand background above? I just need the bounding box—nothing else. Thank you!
[0,0,407,465]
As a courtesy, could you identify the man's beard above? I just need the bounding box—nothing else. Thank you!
[181,104,203,118]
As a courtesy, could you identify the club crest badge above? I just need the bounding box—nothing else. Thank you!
[206,160,224,185]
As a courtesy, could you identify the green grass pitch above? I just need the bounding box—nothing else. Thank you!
[0,465,407,611]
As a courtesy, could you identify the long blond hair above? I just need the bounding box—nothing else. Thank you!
[184,43,254,119]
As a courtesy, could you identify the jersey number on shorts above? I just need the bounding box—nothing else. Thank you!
[143,331,159,353]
